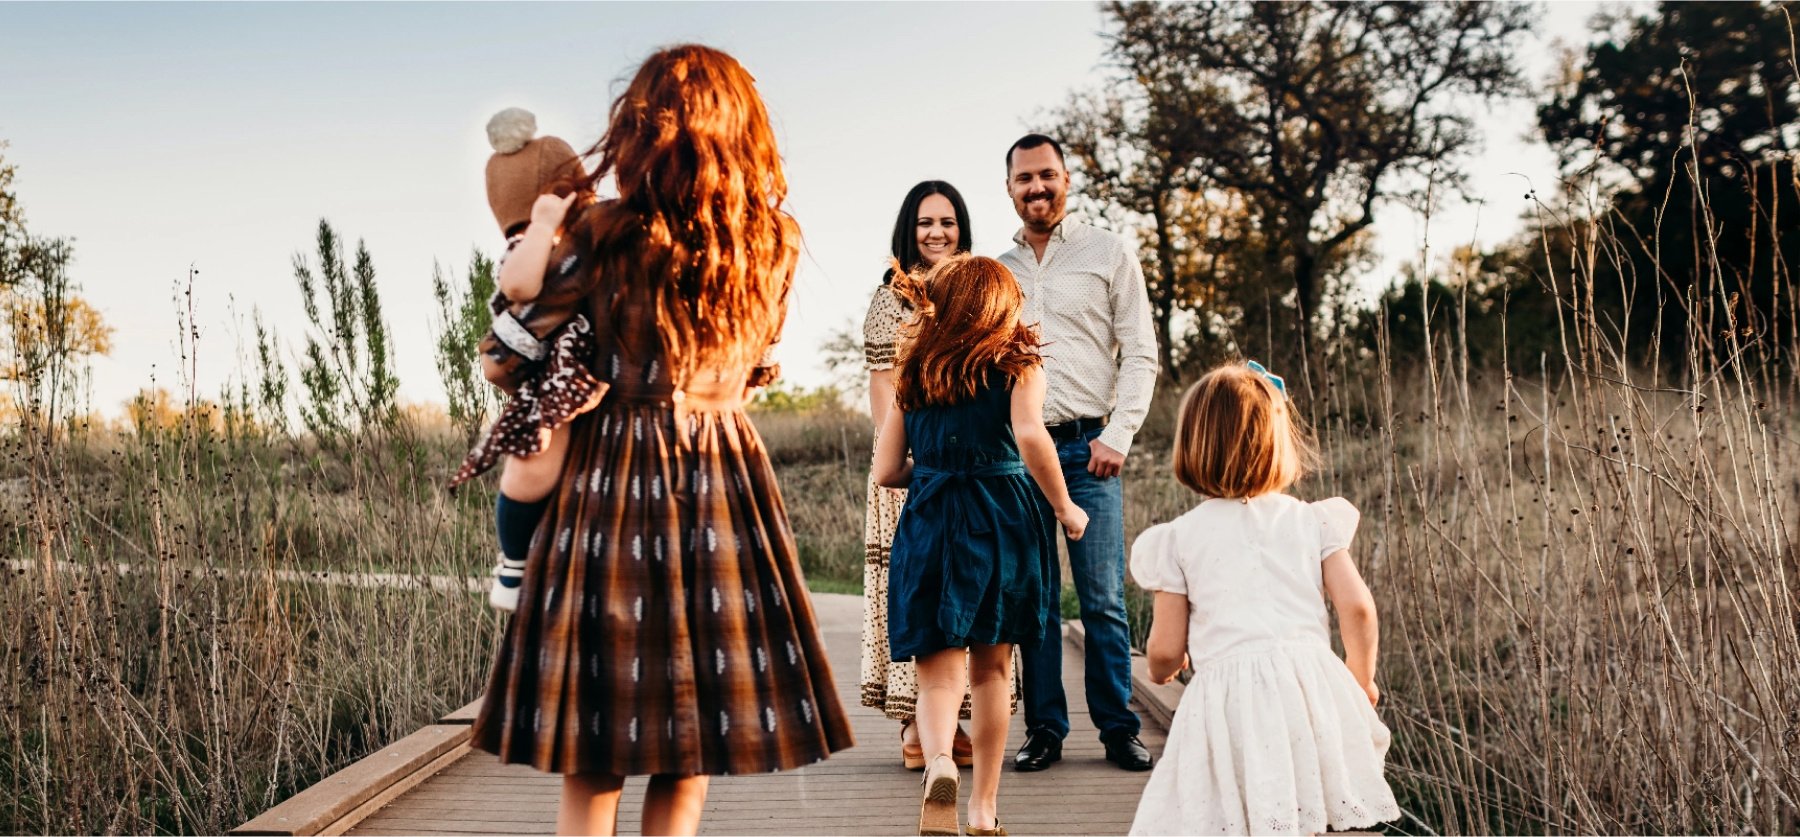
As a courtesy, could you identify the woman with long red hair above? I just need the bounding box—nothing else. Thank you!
[872,255,1087,836]
[470,45,853,835]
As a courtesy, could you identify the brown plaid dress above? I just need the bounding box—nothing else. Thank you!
[471,237,855,777]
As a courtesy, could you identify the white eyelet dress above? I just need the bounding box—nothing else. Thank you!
[1127,494,1400,836]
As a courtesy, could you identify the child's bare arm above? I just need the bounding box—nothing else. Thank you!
[1145,591,1191,683]
[1323,549,1380,705]
[1012,366,1087,540]
[871,405,912,488]
[498,193,575,303]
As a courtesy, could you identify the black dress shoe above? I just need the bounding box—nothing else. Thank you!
[1013,730,1062,772]
[1101,732,1153,771]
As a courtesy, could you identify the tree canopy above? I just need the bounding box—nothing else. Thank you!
[1536,0,1800,370]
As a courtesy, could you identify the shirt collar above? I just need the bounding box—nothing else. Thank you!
[1012,217,1074,248]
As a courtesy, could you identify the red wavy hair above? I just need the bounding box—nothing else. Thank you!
[891,254,1041,410]
[576,44,798,382]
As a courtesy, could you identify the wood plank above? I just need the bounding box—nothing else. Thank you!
[438,697,485,725]
[319,743,472,836]
[234,724,471,835]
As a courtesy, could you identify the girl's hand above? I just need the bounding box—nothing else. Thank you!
[1057,504,1089,541]
[530,192,577,228]
[1155,654,1189,685]
[1361,680,1381,708]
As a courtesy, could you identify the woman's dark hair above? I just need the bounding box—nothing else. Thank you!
[884,180,973,283]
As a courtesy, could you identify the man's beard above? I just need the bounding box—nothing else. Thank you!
[1021,191,1064,230]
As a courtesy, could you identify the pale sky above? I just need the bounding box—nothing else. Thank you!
[0,1,1632,417]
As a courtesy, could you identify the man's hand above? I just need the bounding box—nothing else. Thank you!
[1087,438,1124,478]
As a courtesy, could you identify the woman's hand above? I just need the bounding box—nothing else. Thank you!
[1056,503,1089,541]
[1361,680,1381,708]
[530,192,576,228]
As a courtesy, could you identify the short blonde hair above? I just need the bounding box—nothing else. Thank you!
[1172,363,1318,498]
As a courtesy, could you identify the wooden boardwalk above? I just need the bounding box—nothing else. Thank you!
[345,593,1166,836]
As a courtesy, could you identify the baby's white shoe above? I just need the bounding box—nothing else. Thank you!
[489,553,526,611]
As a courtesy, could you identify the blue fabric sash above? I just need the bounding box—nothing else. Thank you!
[907,461,1028,641]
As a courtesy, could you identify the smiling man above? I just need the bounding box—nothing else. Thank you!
[997,134,1160,773]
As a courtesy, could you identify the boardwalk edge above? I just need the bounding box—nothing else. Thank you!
[231,723,473,836]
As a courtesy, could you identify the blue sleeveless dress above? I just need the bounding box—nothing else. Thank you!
[887,374,1057,660]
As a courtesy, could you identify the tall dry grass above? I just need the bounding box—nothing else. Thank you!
[0,416,505,834]
[1340,326,1799,828]
[744,404,873,593]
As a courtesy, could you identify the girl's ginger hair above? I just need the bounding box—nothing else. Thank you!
[890,254,1040,410]
[1173,363,1319,498]
[576,44,798,382]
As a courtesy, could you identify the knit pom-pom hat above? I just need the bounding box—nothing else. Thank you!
[484,108,587,236]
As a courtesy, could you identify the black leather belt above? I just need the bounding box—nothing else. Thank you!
[1047,415,1108,442]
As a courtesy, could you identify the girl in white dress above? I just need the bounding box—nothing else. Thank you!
[1128,362,1400,836]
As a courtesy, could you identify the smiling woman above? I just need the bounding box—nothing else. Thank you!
[889,182,971,276]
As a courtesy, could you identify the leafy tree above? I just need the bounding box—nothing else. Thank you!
[291,219,399,439]
[0,148,111,430]
[430,250,502,439]
[0,142,26,291]
[1104,0,1536,340]
[1,286,112,383]
[1537,0,1800,371]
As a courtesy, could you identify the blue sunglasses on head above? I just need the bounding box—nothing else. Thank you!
[1246,360,1286,397]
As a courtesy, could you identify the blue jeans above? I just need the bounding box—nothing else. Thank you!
[1021,426,1140,741]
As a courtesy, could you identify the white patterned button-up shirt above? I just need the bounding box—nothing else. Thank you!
[998,219,1159,456]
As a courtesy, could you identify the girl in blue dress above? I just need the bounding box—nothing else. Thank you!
[873,254,1088,836]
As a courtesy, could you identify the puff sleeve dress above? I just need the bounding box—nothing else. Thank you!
[1126,494,1400,836]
